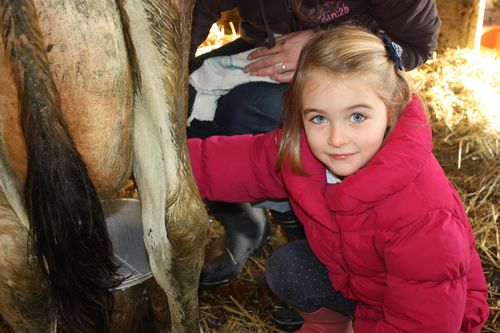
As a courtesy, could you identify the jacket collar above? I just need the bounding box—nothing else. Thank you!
[325,95,433,213]
[280,129,333,230]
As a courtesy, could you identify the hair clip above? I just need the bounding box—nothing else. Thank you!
[382,34,403,71]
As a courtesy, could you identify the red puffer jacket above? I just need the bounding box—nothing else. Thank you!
[188,96,489,332]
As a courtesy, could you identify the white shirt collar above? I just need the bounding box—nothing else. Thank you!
[326,169,342,184]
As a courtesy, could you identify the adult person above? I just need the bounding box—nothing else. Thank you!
[188,0,441,297]
[188,24,489,333]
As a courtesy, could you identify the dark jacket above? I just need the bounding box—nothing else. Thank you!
[188,95,489,332]
[190,0,441,70]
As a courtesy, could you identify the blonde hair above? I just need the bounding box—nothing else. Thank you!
[276,24,412,174]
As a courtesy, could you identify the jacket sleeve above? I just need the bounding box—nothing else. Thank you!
[370,0,441,69]
[372,209,488,333]
[188,132,288,202]
[189,0,237,59]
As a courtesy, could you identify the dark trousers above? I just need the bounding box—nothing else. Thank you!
[265,240,357,316]
[187,38,288,139]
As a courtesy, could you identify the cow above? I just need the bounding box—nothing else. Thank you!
[0,0,208,332]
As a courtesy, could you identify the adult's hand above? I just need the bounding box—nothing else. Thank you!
[245,29,324,83]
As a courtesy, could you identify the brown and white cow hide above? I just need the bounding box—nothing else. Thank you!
[0,0,208,332]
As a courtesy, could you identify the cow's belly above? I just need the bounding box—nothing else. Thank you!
[1,0,134,196]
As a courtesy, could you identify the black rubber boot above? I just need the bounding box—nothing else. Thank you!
[270,209,306,242]
[273,305,304,331]
[200,202,272,289]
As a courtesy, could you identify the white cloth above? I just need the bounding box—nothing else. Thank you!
[188,49,279,125]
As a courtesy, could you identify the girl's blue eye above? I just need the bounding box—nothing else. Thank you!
[351,113,366,123]
[311,115,326,124]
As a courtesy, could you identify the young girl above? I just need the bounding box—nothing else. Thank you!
[188,25,489,332]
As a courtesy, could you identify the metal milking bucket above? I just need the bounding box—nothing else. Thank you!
[101,198,170,332]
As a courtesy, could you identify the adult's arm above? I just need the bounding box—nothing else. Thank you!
[188,131,288,202]
[370,0,441,70]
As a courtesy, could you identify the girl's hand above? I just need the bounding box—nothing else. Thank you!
[245,30,324,83]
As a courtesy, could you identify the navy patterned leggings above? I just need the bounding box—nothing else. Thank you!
[265,240,357,316]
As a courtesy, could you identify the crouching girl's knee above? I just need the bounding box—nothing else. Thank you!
[265,240,310,301]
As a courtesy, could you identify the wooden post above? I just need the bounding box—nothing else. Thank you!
[435,0,485,50]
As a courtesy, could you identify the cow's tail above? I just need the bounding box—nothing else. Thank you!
[1,1,122,332]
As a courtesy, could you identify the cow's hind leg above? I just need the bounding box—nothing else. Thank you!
[118,0,208,331]
[0,189,54,333]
